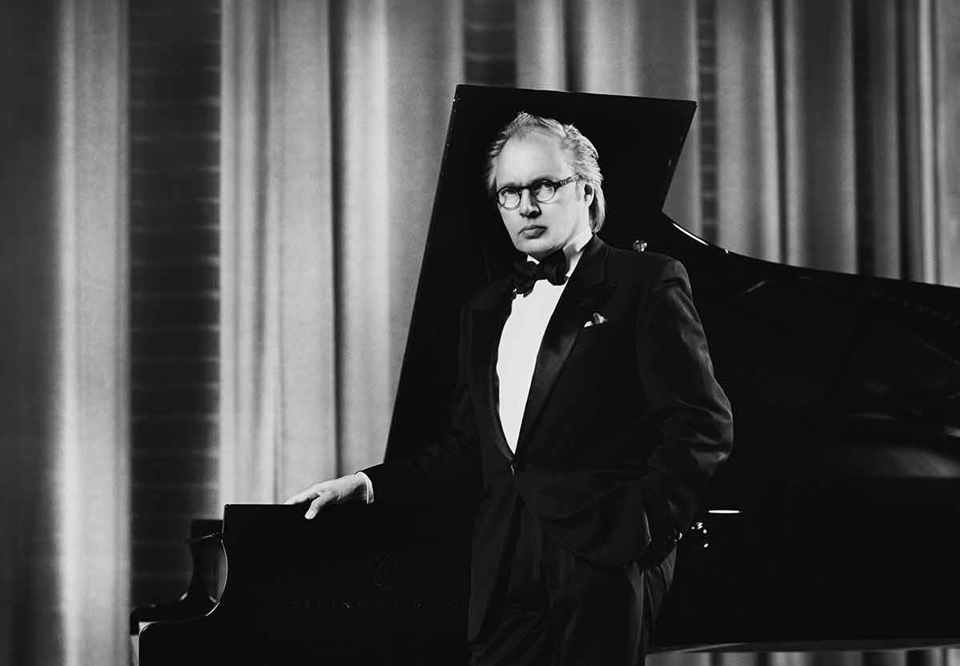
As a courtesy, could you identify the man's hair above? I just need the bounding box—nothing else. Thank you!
[484,111,606,232]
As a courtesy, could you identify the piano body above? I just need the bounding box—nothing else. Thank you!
[136,85,960,663]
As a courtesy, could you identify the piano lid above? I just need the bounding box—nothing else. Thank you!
[386,84,697,461]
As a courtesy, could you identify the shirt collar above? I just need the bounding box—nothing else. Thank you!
[526,226,593,279]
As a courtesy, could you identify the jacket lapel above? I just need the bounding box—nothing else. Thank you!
[468,277,515,462]
[516,236,610,452]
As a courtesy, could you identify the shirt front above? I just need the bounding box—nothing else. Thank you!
[496,228,592,452]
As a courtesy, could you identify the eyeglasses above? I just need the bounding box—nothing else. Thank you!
[496,176,578,210]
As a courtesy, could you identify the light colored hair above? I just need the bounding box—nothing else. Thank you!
[485,111,606,232]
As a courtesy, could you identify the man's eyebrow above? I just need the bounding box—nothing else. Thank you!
[496,175,562,189]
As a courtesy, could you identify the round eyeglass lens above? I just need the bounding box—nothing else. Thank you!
[532,182,557,202]
[498,190,519,208]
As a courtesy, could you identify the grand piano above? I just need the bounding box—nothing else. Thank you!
[136,85,960,664]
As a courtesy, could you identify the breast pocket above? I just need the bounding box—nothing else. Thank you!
[574,318,628,349]
[568,318,637,388]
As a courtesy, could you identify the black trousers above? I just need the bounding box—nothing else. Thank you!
[467,503,675,666]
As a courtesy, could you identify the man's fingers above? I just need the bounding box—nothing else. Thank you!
[284,478,354,516]
[283,491,307,505]
[304,491,334,519]
[284,485,320,505]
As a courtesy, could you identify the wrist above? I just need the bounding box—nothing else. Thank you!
[353,472,374,503]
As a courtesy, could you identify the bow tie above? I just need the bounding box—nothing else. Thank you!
[511,250,568,296]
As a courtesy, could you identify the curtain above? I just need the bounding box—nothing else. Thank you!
[0,1,129,665]
[716,0,960,283]
[219,0,340,504]
[936,1,960,286]
[219,0,464,503]
[516,0,960,284]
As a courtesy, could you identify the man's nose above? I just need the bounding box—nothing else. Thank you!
[518,188,541,217]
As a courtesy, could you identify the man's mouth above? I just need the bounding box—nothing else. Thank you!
[519,225,546,238]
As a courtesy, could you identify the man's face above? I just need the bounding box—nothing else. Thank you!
[493,131,593,259]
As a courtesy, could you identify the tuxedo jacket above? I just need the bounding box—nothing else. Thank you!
[364,235,733,638]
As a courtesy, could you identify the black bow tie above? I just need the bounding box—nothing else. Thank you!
[511,250,568,296]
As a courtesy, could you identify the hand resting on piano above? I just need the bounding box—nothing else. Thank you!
[283,472,372,519]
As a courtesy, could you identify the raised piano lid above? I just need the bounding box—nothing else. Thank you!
[386,84,696,462]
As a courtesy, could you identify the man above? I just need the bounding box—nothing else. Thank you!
[286,112,733,665]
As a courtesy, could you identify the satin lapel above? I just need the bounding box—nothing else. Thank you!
[516,237,609,452]
[469,278,515,462]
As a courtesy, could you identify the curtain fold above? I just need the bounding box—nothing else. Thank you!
[268,1,341,496]
[329,0,394,477]
[0,1,129,665]
[899,0,936,284]
[780,0,858,273]
[56,1,130,662]
[715,0,780,261]
[565,0,641,94]
[854,0,903,278]
[629,0,702,232]
[0,5,62,662]
[516,0,567,91]
[935,0,960,285]
[334,0,465,475]
[220,1,339,503]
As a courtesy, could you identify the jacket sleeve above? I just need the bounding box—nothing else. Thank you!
[361,305,482,505]
[634,258,733,549]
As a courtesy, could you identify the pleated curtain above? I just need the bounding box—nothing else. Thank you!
[219,0,465,502]
[0,0,129,664]
[1,1,958,666]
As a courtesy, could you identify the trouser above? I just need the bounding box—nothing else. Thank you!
[467,503,675,666]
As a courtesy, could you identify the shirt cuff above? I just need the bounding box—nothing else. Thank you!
[355,472,375,504]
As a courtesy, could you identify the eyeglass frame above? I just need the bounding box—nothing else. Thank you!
[495,175,579,210]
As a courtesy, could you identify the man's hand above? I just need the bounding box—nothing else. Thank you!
[283,474,367,519]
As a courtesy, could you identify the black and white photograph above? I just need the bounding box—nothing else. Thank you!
[1,1,959,665]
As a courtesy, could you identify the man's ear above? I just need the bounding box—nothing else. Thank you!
[582,183,595,206]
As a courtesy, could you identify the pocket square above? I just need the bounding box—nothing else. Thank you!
[582,312,608,328]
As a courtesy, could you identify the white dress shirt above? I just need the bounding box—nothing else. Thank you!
[497,228,592,452]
